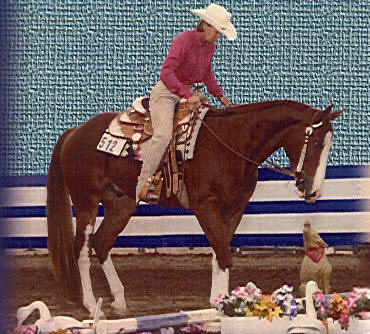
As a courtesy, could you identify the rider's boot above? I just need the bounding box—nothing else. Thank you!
[136,172,163,205]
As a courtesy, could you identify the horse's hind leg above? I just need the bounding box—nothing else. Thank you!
[101,253,126,315]
[73,201,100,318]
[94,189,136,316]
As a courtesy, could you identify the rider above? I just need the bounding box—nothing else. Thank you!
[136,3,237,203]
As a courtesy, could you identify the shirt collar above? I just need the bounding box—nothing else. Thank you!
[194,30,208,47]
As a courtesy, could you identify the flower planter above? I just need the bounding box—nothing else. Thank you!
[221,315,293,334]
[221,316,370,334]
[217,282,370,334]
[328,318,370,333]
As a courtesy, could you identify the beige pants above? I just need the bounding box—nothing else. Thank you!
[135,80,185,202]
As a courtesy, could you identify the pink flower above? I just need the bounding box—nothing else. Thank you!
[313,293,325,302]
[14,325,37,334]
[188,323,204,334]
[214,293,223,306]
[359,311,370,320]
[346,296,356,310]
[339,312,349,329]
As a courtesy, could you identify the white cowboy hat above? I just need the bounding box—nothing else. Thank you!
[191,3,237,41]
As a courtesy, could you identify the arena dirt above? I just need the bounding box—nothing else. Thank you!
[2,252,369,333]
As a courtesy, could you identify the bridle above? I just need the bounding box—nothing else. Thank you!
[198,106,324,185]
[294,120,323,191]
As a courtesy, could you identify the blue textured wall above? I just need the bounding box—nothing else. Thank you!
[0,1,369,176]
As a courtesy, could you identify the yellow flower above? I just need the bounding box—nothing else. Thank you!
[333,293,342,303]
[244,305,254,317]
[271,305,283,320]
[249,295,282,322]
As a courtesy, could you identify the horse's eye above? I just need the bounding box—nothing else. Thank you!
[314,141,323,149]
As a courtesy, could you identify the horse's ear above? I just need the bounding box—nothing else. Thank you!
[324,104,334,113]
[330,108,345,121]
[313,105,332,124]
[322,104,344,122]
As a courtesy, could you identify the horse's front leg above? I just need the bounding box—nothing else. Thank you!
[192,198,233,270]
[209,209,244,304]
[192,198,234,306]
[210,250,229,305]
[74,210,101,318]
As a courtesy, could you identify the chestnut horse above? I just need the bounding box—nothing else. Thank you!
[47,100,342,317]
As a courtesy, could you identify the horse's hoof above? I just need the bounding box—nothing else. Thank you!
[111,301,127,317]
[111,306,127,317]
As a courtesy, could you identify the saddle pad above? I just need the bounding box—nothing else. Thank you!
[176,105,208,160]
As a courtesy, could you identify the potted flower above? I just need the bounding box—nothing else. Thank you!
[346,287,370,320]
[215,282,263,317]
[271,284,299,320]
[313,286,370,332]
[216,282,299,334]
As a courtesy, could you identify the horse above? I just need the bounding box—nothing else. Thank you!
[46,99,343,318]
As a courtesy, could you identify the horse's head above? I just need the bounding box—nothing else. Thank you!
[285,104,344,203]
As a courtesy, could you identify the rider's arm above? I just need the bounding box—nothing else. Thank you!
[202,62,223,99]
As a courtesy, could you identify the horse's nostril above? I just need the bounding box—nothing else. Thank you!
[304,190,320,203]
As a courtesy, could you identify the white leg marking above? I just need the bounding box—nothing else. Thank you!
[210,251,229,305]
[78,224,97,317]
[219,267,230,296]
[312,131,333,194]
[210,252,220,305]
[102,253,127,315]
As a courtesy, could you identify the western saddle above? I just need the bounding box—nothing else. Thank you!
[113,87,208,204]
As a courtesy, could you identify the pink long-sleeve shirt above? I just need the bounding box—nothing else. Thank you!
[160,29,224,99]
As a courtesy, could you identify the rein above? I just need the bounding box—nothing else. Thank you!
[199,118,295,178]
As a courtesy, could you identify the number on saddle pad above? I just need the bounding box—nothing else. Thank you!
[97,132,127,156]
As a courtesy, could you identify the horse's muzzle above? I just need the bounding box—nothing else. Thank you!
[295,171,322,203]
[304,190,321,203]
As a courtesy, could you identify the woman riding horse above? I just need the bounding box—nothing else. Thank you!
[46,3,344,320]
[136,3,236,203]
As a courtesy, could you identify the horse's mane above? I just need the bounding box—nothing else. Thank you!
[206,99,318,116]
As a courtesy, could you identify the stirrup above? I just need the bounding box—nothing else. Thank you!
[139,172,163,204]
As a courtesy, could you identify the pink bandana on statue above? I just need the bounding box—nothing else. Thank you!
[305,246,325,263]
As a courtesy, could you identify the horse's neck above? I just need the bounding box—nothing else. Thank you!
[216,101,309,163]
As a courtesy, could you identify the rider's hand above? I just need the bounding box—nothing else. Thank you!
[188,95,201,109]
[219,95,231,108]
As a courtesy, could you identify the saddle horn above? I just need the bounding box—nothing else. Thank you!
[193,85,203,95]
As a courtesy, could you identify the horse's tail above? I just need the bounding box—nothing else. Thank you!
[46,128,82,303]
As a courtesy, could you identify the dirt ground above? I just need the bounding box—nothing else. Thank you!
[2,251,369,333]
